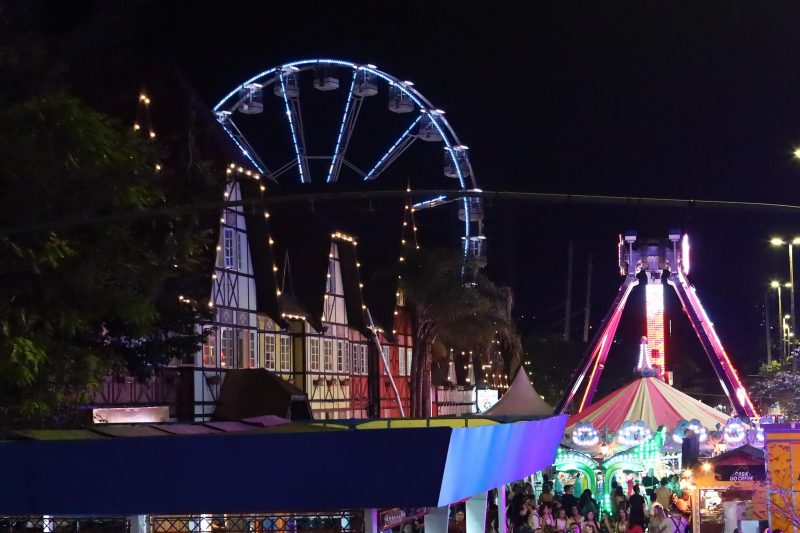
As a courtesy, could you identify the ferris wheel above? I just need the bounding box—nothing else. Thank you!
[213,58,486,268]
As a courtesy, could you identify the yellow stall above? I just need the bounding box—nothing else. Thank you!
[765,424,800,533]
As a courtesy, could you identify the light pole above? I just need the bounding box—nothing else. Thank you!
[771,237,800,371]
[771,281,787,360]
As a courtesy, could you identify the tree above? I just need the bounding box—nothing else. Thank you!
[399,248,521,417]
[751,354,800,418]
[0,92,214,429]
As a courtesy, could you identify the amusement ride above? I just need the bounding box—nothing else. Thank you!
[212,58,486,269]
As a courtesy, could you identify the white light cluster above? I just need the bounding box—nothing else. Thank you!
[722,417,746,445]
[572,421,600,447]
[671,419,708,443]
[617,420,653,447]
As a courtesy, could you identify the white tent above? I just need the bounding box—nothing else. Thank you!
[484,369,554,417]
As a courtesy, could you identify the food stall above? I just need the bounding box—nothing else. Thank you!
[691,445,766,533]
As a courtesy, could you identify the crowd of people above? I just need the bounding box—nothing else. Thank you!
[501,477,693,533]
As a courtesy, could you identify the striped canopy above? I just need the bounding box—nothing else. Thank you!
[566,377,730,434]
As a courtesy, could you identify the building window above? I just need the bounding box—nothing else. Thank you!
[406,348,413,376]
[248,331,258,369]
[310,338,320,371]
[223,229,234,269]
[382,345,390,375]
[280,336,292,372]
[220,328,233,368]
[203,332,216,367]
[344,342,351,373]
[323,339,333,372]
[264,334,276,370]
[358,344,368,375]
[398,347,406,376]
[237,233,245,271]
[336,341,345,372]
[237,330,245,368]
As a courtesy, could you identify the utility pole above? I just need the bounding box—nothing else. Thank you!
[583,254,593,342]
[564,240,574,341]
[791,243,797,371]
[765,290,772,364]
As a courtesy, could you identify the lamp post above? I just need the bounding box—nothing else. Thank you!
[771,281,787,360]
[771,237,800,371]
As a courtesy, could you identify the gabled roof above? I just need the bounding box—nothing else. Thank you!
[707,443,764,465]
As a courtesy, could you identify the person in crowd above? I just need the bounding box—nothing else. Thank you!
[663,504,687,533]
[540,484,555,505]
[642,470,657,501]
[626,485,646,528]
[511,494,532,533]
[526,498,542,533]
[448,511,466,533]
[524,483,535,496]
[555,508,569,533]
[650,504,667,533]
[625,521,643,533]
[581,511,600,533]
[567,506,584,530]
[615,510,628,533]
[562,486,579,516]
[680,492,692,533]
[540,504,556,533]
[655,479,672,510]
[612,485,627,515]
[578,490,599,518]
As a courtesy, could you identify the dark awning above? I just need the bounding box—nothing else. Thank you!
[0,415,566,515]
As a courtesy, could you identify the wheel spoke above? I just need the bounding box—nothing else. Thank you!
[326,70,364,183]
[363,115,422,181]
[217,113,272,179]
[279,73,311,183]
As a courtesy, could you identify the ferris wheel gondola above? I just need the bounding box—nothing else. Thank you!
[213,58,486,269]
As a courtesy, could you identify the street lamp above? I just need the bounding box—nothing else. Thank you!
[771,237,800,371]
[771,281,789,360]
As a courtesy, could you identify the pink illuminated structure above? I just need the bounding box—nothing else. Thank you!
[555,231,758,418]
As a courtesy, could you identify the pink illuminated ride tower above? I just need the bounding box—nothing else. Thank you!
[555,230,758,419]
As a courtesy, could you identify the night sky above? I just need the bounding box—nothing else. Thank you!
[48,2,800,398]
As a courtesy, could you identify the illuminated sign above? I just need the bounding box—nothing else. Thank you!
[92,406,169,424]
[714,465,764,482]
[477,389,499,412]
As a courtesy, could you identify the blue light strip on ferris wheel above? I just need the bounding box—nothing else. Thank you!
[279,74,306,184]
[363,115,423,180]
[326,70,359,183]
[220,122,265,174]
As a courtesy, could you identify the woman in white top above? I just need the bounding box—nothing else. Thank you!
[581,511,600,533]
[540,504,556,532]
[555,508,569,533]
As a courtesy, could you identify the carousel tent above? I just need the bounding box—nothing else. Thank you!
[566,377,730,434]
[484,369,554,417]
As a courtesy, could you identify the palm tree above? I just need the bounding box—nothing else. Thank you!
[399,248,522,417]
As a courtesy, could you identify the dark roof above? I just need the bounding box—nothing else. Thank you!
[0,415,567,514]
[213,369,313,421]
[707,443,764,464]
